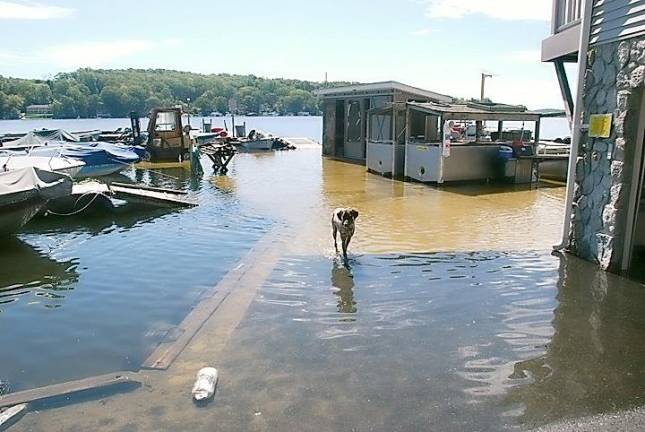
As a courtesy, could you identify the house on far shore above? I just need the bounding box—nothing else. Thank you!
[315,82,452,163]
[25,104,53,119]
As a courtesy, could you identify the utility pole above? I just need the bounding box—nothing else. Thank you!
[480,73,493,102]
[186,97,191,127]
[477,73,493,141]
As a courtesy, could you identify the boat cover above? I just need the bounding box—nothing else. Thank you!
[0,154,85,173]
[26,142,141,166]
[0,167,72,206]
[4,129,80,147]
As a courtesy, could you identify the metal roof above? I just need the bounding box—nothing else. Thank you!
[315,81,453,103]
[407,102,543,122]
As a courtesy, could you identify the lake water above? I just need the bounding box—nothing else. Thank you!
[0,115,572,141]
[4,118,645,431]
[0,168,269,391]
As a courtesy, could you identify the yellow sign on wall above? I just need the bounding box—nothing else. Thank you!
[589,114,613,138]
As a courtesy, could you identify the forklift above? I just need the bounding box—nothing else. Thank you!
[143,107,192,163]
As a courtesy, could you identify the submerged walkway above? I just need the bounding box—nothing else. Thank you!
[14,148,645,431]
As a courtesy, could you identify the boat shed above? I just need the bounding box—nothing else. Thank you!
[398,102,542,183]
[316,82,452,162]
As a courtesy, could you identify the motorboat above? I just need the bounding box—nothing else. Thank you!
[0,154,85,178]
[1,129,81,146]
[237,130,275,151]
[237,138,274,151]
[0,167,72,235]
[14,142,142,178]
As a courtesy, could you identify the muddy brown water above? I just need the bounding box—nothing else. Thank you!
[7,146,645,431]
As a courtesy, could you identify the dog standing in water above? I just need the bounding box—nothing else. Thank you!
[332,208,359,261]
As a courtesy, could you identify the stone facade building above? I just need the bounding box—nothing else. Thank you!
[543,0,645,273]
[571,40,645,271]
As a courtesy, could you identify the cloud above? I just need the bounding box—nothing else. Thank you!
[0,38,184,71]
[0,1,74,19]
[422,0,551,21]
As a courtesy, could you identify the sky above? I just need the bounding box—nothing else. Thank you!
[0,0,577,109]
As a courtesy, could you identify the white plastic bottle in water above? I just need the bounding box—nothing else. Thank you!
[192,367,219,401]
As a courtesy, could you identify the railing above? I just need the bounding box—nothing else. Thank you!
[553,0,583,33]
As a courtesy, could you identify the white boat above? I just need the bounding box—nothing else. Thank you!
[536,141,570,182]
[0,167,73,235]
[239,137,275,151]
[0,155,85,178]
[236,130,275,151]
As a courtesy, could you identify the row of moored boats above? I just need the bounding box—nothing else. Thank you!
[0,129,147,235]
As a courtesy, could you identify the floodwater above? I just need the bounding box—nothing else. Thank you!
[0,115,572,141]
[4,139,645,431]
[0,168,268,391]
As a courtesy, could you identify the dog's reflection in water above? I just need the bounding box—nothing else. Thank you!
[331,260,357,317]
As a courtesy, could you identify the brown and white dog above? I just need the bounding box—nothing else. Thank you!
[332,208,359,260]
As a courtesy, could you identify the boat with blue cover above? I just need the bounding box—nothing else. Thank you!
[12,142,143,178]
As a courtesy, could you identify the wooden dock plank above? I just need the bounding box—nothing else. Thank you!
[110,182,189,195]
[282,137,320,147]
[0,404,27,430]
[142,228,282,370]
[110,185,197,208]
[0,372,140,409]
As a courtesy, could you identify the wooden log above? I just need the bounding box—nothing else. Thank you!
[0,372,140,409]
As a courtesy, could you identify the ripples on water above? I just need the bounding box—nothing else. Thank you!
[3,144,644,430]
[0,166,269,391]
[219,251,645,430]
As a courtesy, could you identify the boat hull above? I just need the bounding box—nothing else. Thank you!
[240,138,274,151]
[77,164,128,178]
[0,168,72,235]
[539,159,569,182]
[0,199,45,236]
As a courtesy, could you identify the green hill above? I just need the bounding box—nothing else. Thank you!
[0,68,351,120]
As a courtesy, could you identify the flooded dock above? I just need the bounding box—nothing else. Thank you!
[3,146,645,431]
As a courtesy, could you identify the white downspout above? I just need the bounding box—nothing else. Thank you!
[438,115,445,184]
[554,0,594,251]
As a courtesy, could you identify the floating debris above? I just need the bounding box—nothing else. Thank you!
[192,367,218,402]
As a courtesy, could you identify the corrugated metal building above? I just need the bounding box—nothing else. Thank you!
[315,82,451,162]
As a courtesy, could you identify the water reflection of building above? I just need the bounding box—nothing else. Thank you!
[504,253,645,427]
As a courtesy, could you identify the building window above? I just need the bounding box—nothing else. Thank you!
[347,101,362,142]
[371,96,391,109]
[370,113,392,142]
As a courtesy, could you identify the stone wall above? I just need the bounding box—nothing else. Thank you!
[569,37,645,271]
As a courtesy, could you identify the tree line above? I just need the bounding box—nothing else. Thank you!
[0,68,351,120]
